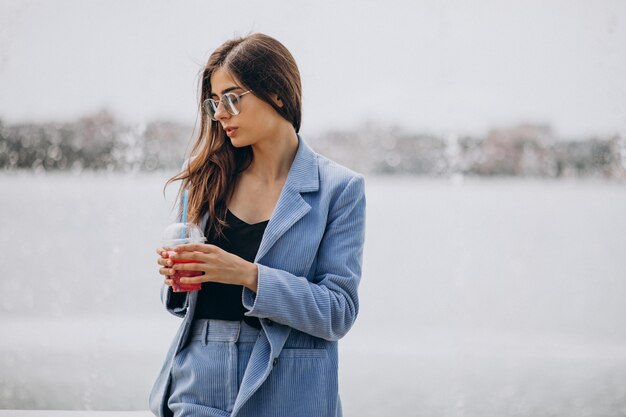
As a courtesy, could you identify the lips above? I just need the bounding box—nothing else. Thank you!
[223,126,238,137]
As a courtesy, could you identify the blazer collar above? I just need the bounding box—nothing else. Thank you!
[254,134,319,261]
[283,134,319,194]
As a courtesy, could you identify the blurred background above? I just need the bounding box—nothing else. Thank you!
[1,1,626,416]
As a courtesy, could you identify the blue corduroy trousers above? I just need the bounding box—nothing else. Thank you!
[167,319,260,417]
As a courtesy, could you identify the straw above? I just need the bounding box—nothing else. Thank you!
[180,188,189,239]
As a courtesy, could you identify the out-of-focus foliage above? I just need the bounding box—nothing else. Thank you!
[311,123,626,180]
[0,110,189,173]
[1,112,625,180]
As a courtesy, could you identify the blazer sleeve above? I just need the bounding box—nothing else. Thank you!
[159,161,190,318]
[161,283,188,318]
[242,174,366,341]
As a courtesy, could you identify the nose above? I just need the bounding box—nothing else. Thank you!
[213,100,230,121]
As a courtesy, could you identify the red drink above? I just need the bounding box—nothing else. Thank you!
[162,222,206,292]
[167,251,203,292]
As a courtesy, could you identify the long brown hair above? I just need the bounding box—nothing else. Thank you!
[166,33,302,240]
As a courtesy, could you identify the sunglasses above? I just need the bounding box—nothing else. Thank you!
[202,90,252,121]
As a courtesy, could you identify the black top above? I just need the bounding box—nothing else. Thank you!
[193,209,269,328]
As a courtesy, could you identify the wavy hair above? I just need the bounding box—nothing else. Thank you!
[166,33,302,240]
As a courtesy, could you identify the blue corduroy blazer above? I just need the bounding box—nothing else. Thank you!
[149,135,366,417]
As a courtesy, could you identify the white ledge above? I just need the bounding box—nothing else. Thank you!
[0,412,152,417]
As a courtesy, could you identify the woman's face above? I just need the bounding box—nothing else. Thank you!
[209,67,284,148]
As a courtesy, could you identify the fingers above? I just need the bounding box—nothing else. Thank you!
[159,267,175,276]
[157,257,174,267]
[158,247,176,280]
[172,262,204,272]
[169,251,210,262]
[179,275,204,285]
[156,247,172,257]
[172,243,217,254]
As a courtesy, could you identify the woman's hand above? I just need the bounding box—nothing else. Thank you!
[156,246,175,288]
[164,244,259,292]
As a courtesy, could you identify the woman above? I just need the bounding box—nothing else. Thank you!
[149,33,366,417]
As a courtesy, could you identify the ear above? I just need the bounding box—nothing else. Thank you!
[272,94,284,108]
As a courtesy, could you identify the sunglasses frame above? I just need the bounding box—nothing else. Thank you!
[202,90,252,121]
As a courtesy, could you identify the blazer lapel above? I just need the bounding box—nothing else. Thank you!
[255,135,319,262]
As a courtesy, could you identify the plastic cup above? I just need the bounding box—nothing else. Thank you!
[161,222,206,292]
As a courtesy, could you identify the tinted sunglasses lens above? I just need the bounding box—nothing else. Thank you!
[224,93,240,115]
[203,99,218,120]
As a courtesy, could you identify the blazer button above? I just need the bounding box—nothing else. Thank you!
[273,357,279,367]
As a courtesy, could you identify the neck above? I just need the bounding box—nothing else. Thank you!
[247,125,299,184]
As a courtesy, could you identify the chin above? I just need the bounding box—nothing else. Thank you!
[229,135,255,149]
[229,138,246,148]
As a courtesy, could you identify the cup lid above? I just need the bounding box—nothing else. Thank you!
[162,223,206,246]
